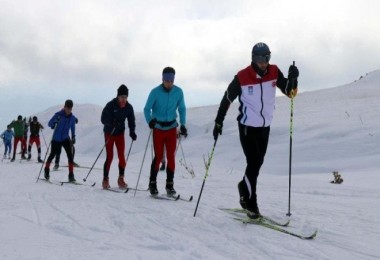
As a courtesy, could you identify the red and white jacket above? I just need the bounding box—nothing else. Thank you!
[215,64,295,127]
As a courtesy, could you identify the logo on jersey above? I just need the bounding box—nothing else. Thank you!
[248,86,253,95]
[272,81,277,87]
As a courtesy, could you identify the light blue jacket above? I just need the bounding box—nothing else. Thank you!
[144,84,186,130]
[1,130,14,143]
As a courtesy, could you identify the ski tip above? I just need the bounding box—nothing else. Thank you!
[91,182,96,187]
[124,188,130,193]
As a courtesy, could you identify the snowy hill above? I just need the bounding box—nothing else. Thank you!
[1,70,380,259]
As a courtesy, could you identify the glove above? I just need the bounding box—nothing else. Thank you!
[180,125,188,137]
[213,123,223,140]
[287,88,298,98]
[288,65,299,80]
[130,131,137,141]
[71,135,76,144]
[149,119,157,129]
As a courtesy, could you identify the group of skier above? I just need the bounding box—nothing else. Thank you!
[2,42,299,219]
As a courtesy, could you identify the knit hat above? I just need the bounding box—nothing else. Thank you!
[65,99,73,108]
[162,67,175,81]
[17,115,22,120]
[117,84,129,96]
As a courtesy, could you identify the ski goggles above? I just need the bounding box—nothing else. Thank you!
[253,54,271,63]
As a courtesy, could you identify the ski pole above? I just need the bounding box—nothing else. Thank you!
[41,129,48,148]
[83,127,116,182]
[126,140,134,162]
[134,130,152,197]
[286,61,295,217]
[194,138,218,217]
[36,119,60,182]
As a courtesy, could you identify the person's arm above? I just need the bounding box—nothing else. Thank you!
[178,89,186,126]
[144,90,156,124]
[215,75,241,124]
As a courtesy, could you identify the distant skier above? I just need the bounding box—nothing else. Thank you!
[21,117,29,156]
[331,171,343,184]
[213,42,299,219]
[144,67,187,196]
[101,84,137,189]
[44,99,77,182]
[27,116,44,163]
[9,115,26,161]
[1,125,14,159]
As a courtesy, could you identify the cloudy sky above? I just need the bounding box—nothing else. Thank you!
[1,0,379,126]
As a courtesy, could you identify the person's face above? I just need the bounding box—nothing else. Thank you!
[64,106,72,115]
[118,95,128,106]
[163,80,174,90]
[256,61,269,71]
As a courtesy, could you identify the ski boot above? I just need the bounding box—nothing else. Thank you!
[102,177,110,189]
[27,154,31,160]
[117,176,128,189]
[44,168,50,180]
[149,181,159,196]
[68,173,76,182]
[37,157,43,163]
[53,164,59,171]
[165,181,176,196]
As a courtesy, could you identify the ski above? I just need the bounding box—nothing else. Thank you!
[151,194,180,201]
[234,217,317,240]
[39,178,62,186]
[179,195,193,202]
[219,208,290,227]
[103,187,129,193]
[62,165,102,170]
[61,181,96,187]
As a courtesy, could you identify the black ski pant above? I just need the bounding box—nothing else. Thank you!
[238,123,270,205]
[46,139,74,172]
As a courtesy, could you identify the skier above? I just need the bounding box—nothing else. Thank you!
[44,99,77,182]
[27,116,44,162]
[9,115,26,161]
[144,67,187,196]
[53,117,79,170]
[1,125,14,159]
[21,117,29,156]
[213,42,299,219]
[101,84,137,189]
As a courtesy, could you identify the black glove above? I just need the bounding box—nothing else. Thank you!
[130,131,137,141]
[149,119,157,129]
[288,65,299,80]
[180,125,188,137]
[213,123,223,140]
[71,135,76,144]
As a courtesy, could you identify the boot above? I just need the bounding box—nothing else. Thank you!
[102,177,110,189]
[68,172,76,182]
[21,154,26,159]
[44,167,50,180]
[118,176,128,189]
[38,157,43,163]
[149,181,159,195]
[246,204,261,219]
[53,164,59,171]
[27,153,31,160]
[10,157,15,162]
[165,181,176,196]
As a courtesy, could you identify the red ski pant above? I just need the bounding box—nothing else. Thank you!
[152,128,177,173]
[13,136,23,156]
[28,136,41,148]
[104,133,126,174]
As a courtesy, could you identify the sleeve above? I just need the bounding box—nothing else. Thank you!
[276,68,298,96]
[127,105,136,132]
[214,75,241,124]
[71,117,76,138]
[48,113,60,128]
[143,90,155,124]
[101,102,113,126]
[178,89,186,126]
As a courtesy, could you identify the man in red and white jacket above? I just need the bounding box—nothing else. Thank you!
[213,42,299,219]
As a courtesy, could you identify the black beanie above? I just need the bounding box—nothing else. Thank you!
[117,84,129,96]
[65,99,73,108]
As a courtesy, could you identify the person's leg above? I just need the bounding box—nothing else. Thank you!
[62,139,75,181]
[165,128,177,195]
[102,133,115,188]
[115,134,127,188]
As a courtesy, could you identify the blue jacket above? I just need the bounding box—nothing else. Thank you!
[48,109,76,142]
[101,98,136,136]
[1,130,14,143]
[144,84,186,130]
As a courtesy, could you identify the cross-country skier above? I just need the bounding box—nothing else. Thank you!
[101,84,137,189]
[213,42,299,219]
[1,125,14,159]
[27,116,44,162]
[9,115,26,161]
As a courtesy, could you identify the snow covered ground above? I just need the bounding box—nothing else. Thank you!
[1,70,380,259]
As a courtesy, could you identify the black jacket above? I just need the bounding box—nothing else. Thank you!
[101,98,136,136]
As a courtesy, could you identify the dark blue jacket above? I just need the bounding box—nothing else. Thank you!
[101,98,136,136]
[48,109,76,142]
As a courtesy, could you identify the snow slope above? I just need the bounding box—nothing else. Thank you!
[1,70,379,259]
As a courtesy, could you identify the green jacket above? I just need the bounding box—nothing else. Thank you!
[10,120,25,137]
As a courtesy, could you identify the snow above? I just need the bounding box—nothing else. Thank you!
[1,70,380,259]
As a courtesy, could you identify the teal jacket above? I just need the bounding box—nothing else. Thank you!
[144,84,186,130]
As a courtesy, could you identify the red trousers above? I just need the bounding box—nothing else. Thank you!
[28,136,41,148]
[104,133,126,174]
[152,128,177,173]
[13,137,24,155]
